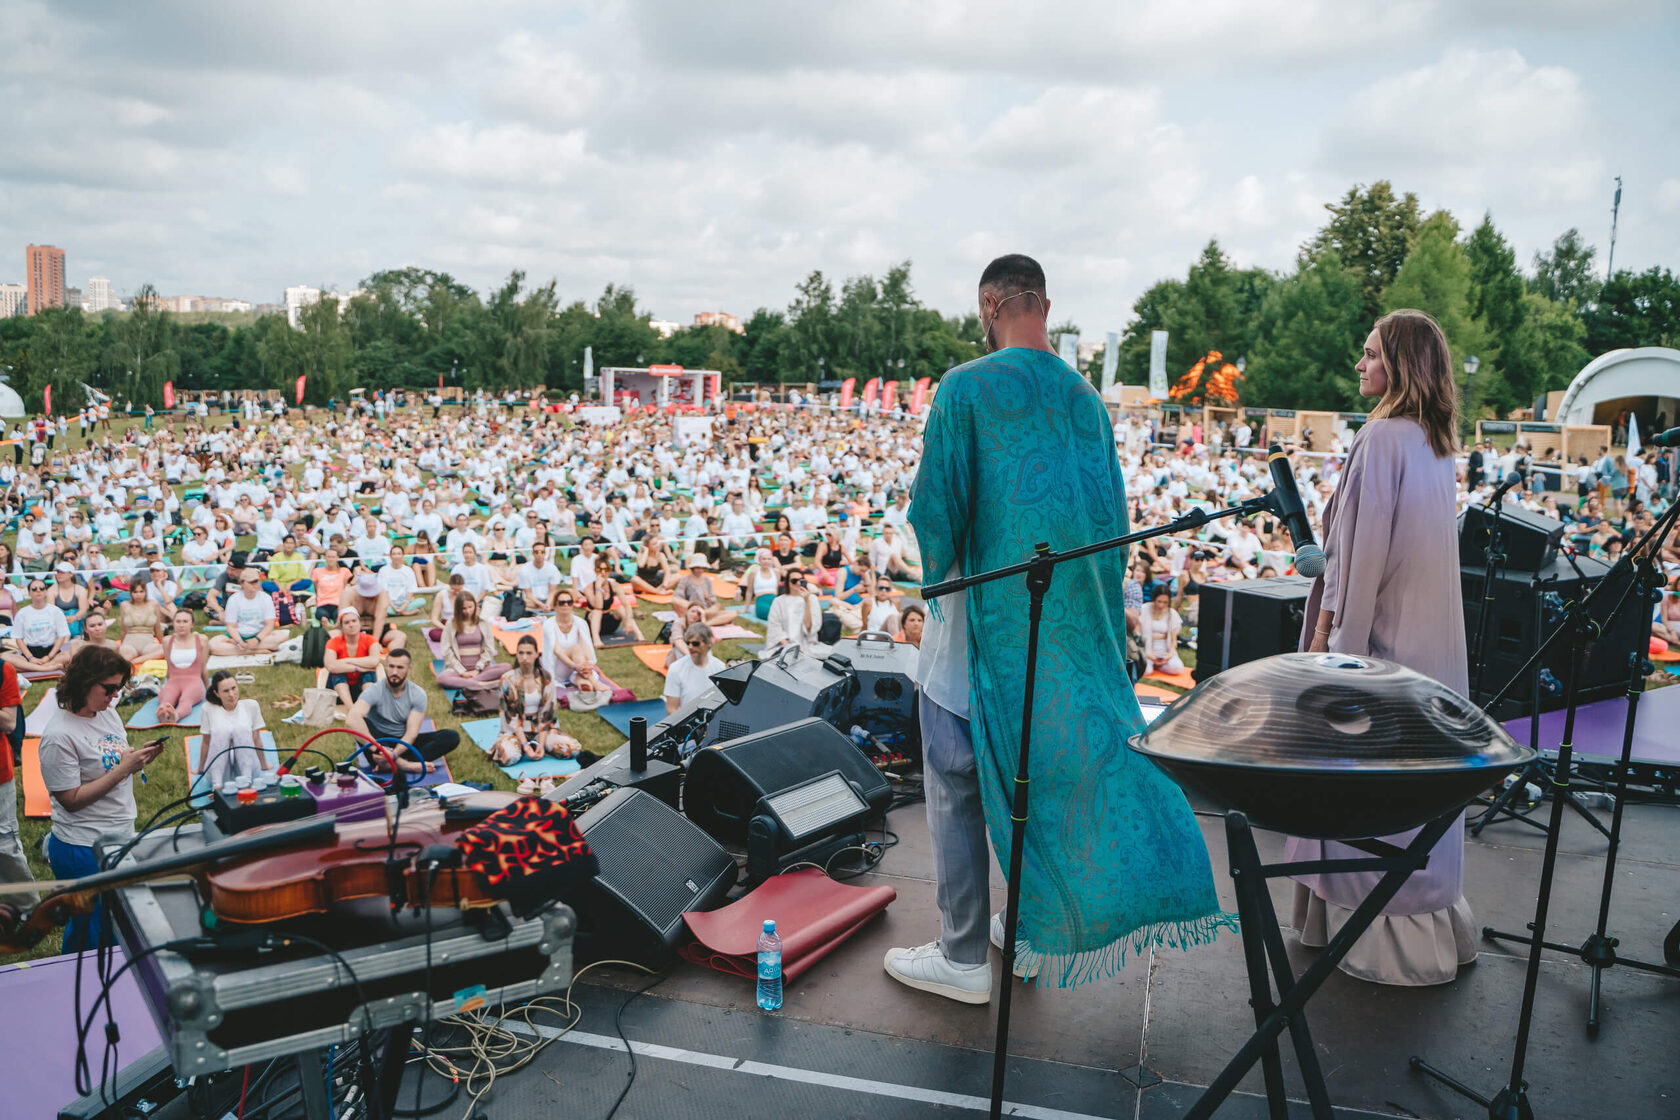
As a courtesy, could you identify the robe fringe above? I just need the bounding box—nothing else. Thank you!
[1015,910,1240,989]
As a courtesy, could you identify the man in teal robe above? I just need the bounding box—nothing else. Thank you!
[885,254,1229,1001]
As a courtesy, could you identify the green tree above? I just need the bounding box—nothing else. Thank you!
[19,307,98,411]
[1307,181,1422,320]
[1583,267,1680,353]
[1500,292,1590,408]
[1530,228,1600,308]
[102,284,180,406]
[1243,253,1366,410]
[784,271,837,382]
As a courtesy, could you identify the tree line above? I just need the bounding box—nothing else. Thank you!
[1116,182,1679,417]
[0,180,1674,418]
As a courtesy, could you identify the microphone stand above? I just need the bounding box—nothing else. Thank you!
[924,494,1279,1120]
[1412,494,1680,1115]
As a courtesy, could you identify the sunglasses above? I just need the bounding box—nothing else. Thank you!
[686,639,706,648]
[91,678,126,695]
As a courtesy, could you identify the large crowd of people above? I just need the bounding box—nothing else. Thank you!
[0,385,1675,953]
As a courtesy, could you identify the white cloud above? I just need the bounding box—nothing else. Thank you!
[1,2,1674,333]
[1656,178,1680,216]
[1329,48,1599,202]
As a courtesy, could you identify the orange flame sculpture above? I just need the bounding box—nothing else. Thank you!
[1168,350,1243,405]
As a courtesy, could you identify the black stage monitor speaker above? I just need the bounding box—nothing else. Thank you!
[1459,502,1564,572]
[830,631,921,762]
[704,648,857,746]
[1462,553,1647,714]
[573,788,736,968]
[685,716,893,846]
[1193,575,1313,681]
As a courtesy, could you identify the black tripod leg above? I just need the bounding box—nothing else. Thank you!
[1228,817,1289,1120]
[1253,889,1335,1120]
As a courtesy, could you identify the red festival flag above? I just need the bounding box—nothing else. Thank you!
[295,375,306,405]
[162,381,175,410]
[882,380,898,411]
[910,376,930,415]
[839,378,855,409]
[862,378,880,407]
[43,385,51,415]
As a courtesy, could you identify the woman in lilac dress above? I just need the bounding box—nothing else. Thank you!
[1288,309,1476,986]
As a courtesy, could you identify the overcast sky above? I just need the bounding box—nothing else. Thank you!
[4,1,1677,334]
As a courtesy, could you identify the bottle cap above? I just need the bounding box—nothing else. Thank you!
[763,919,775,933]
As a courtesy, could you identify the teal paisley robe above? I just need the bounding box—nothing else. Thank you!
[910,347,1231,985]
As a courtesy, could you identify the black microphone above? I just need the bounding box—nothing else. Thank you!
[1490,468,1525,500]
[1266,444,1326,577]
[1650,426,1680,448]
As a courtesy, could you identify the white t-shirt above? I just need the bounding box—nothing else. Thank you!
[224,590,277,638]
[518,561,562,603]
[39,707,136,847]
[540,613,593,682]
[15,603,71,651]
[200,699,267,788]
[379,563,419,610]
[914,562,968,718]
[569,551,597,589]
[451,561,494,598]
[663,652,724,707]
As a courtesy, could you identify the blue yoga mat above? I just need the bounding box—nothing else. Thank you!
[126,697,202,728]
[596,699,668,737]
[461,717,581,780]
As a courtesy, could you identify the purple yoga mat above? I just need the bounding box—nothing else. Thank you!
[1500,682,1680,766]
[0,950,163,1113]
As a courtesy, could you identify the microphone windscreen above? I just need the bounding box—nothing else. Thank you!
[1294,543,1327,578]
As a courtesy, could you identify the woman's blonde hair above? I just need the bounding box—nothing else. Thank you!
[1368,309,1460,458]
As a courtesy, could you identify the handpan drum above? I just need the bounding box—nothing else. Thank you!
[1129,653,1535,840]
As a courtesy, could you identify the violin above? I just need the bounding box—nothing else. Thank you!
[0,813,337,956]
[0,792,523,954]
[204,792,519,925]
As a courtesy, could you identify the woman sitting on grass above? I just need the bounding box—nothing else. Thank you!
[490,634,581,766]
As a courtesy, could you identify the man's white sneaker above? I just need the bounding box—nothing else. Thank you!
[883,942,992,1004]
[990,913,1041,980]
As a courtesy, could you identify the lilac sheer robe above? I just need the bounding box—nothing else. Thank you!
[1286,417,1469,916]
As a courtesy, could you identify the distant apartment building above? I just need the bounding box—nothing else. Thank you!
[84,277,116,312]
[649,318,682,339]
[284,285,321,329]
[65,287,82,311]
[0,284,26,319]
[253,302,286,318]
[25,244,66,315]
[693,311,743,333]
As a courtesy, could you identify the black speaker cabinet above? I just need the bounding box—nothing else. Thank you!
[573,788,736,968]
[704,650,857,746]
[829,632,921,761]
[1459,502,1564,572]
[1461,553,1647,714]
[684,717,893,846]
[1193,575,1314,681]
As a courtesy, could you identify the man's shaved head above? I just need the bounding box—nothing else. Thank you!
[979,254,1046,300]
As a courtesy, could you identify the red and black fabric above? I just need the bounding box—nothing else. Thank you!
[454,797,599,918]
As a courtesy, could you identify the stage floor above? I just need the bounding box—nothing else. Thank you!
[478,791,1680,1120]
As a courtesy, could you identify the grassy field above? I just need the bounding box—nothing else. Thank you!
[2,409,768,963]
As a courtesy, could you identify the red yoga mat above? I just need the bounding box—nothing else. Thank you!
[680,869,896,983]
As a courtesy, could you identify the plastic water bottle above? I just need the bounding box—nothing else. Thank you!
[756,919,783,1011]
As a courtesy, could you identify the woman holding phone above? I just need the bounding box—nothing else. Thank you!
[39,646,165,951]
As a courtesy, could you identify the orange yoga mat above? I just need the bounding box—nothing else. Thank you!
[638,591,674,604]
[632,645,673,675]
[710,574,739,601]
[680,868,897,982]
[1143,668,1198,690]
[1134,682,1181,703]
[21,737,50,818]
[493,625,543,656]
